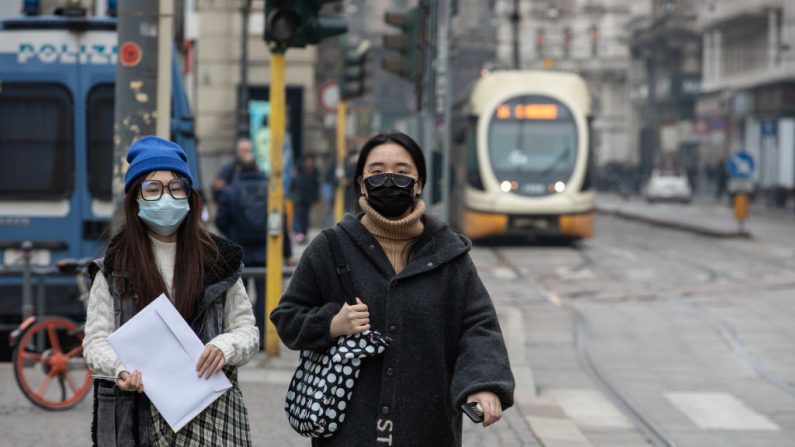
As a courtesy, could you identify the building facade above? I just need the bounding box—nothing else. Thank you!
[192,0,322,194]
[493,0,642,167]
[629,0,701,189]
[698,0,795,206]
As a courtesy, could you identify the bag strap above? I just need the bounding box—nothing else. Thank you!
[322,228,356,305]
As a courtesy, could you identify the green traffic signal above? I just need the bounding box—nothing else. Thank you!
[382,8,419,81]
[340,40,371,100]
[265,0,348,53]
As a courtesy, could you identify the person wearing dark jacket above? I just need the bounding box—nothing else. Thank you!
[270,131,514,446]
[289,154,320,244]
[215,155,293,266]
[215,155,294,348]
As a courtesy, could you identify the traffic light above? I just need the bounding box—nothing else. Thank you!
[382,8,420,81]
[265,0,348,53]
[340,41,370,100]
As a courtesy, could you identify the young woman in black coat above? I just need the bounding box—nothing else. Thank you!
[271,131,515,446]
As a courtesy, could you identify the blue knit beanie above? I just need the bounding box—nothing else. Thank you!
[124,136,194,193]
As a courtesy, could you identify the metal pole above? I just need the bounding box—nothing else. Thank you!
[238,0,251,137]
[156,0,174,138]
[512,0,520,69]
[335,101,347,222]
[112,0,166,228]
[20,241,33,320]
[440,0,452,222]
[265,53,286,356]
[421,1,436,205]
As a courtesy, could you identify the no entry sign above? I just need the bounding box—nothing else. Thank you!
[119,41,142,67]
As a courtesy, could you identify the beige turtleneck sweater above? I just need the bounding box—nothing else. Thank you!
[359,196,425,273]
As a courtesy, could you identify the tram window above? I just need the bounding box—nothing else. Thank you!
[466,124,484,190]
[86,84,114,201]
[487,95,578,194]
[581,116,595,191]
[0,83,73,200]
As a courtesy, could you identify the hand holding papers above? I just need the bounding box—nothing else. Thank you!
[107,294,232,432]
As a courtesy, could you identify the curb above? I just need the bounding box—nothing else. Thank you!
[597,206,752,239]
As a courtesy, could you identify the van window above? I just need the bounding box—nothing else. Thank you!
[86,84,114,201]
[0,83,73,199]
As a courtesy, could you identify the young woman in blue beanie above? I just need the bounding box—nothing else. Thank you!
[82,135,258,446]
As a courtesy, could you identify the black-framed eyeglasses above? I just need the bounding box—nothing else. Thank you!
[364,173,415,189]
[140,179,192,201]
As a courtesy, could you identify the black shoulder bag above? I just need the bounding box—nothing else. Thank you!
[284,228,391,438]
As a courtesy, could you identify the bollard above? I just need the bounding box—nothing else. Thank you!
[733,193,749,232]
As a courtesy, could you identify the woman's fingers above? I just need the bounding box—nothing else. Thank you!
[130,370,141,389]
[204,352,225,379]
[196,346,211,371]
[197,345,218,376]
[198,345,225,379]
[482,396,502,427]
[117,370,143,392]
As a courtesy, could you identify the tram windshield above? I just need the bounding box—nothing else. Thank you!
[488,95,578,196]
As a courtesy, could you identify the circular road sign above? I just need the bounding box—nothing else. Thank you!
[727,151,755,180]
[120,41,142,67]
[319,81,340,114]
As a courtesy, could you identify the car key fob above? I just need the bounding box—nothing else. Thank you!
[461,402,484,423]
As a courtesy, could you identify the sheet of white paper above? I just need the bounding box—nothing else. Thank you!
[108,294,232,432]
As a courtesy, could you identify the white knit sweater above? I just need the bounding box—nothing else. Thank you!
[82,237,259,378]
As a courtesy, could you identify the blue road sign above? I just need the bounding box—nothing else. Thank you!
[727,151,755,179]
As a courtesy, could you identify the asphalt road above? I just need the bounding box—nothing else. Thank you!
[1,211,793,446]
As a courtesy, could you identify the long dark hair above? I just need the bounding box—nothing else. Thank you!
[353,130,427,198]
[106,172,219,319]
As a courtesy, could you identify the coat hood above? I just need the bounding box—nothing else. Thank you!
[338,212,471,279]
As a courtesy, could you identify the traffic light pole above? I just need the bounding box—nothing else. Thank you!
[265,53,286,356]
[335,100,347,222]
[112,0,171,226]
[440,0,452,223]
[264,0,348,356]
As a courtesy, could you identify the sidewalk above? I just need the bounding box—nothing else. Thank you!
[596,194,795,240]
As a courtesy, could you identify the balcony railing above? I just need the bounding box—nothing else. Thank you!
[697,0,782,30]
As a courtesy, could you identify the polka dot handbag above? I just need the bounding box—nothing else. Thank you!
[285,329,391,437]
[284,228,392,438]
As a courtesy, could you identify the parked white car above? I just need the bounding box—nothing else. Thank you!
[644,170,692,203]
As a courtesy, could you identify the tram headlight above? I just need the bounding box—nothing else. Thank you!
[500,181,512,192]
[553,181,566,193]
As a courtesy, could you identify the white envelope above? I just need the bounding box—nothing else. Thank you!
[108,294,232,432]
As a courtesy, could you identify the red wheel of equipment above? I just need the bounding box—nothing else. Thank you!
[12,317,91,410]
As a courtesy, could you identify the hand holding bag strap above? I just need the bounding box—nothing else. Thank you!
[322,228,357,305]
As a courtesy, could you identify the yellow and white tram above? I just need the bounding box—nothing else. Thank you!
[450,70,595,240]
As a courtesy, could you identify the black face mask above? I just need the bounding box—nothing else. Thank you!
[364,175,417,218]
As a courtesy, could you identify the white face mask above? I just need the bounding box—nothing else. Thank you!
[137,195,190,236]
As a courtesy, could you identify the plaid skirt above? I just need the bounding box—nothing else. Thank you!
[149,367,252,447]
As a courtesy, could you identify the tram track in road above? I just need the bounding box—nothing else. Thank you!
[548,235,795,399]
[586,222,795,398]
[491,246,678,447]
[491,234,795,447]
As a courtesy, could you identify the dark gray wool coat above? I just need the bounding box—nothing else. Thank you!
[270,213,515,447]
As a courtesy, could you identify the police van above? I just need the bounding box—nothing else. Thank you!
[0,1,200,358]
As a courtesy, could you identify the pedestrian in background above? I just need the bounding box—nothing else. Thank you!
[83,136,258,446]
[271,131,515,446]
[211,138,253,203]
[289,153,320,244]
[215,153,294,347]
